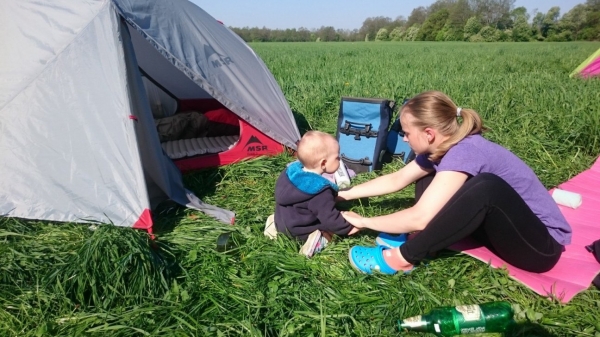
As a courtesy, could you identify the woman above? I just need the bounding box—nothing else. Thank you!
[338,91,571,274]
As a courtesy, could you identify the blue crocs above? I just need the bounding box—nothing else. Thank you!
[348,246,398,275]
[375,233,408,248]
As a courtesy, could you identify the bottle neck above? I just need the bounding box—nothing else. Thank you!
[398,315,430,332]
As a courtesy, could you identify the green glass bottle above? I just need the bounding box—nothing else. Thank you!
[398,301,514,336]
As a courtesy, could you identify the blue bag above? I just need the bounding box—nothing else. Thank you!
[386,118,415,164]
[386,98,415,164]
[336,97,393,173]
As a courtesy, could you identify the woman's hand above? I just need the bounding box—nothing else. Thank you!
[336,190,350,202]
[341,211,367,228]
[348,226,361,235]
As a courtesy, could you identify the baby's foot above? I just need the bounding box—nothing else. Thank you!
[300,230,329,258]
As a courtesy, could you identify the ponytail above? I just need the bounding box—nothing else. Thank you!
[402,91,487,162]
[431,108,486,162]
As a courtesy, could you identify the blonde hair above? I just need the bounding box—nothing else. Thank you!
[402,91,486,162]
[297,131,337,169]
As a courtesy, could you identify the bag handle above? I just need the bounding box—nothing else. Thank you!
[339,120,378,140]
[341,154,372,166]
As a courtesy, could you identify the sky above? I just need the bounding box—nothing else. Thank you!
[190,0,584,30]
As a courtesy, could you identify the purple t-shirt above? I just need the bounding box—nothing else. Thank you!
[416,134,572,245]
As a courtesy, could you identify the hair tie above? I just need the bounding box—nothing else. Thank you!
[456,107,462,117]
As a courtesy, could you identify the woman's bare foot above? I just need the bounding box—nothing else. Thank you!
[382,247,414,272]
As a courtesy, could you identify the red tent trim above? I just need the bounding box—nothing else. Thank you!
[132,208,153,234]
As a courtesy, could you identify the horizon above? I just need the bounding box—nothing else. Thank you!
[191,0,583,30]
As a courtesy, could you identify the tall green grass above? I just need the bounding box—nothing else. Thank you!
[257,42,600,186]
[1,42,600,336]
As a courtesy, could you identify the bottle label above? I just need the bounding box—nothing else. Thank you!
[455,305,482,321]
[455,304,486,334]
[401,315,423,327]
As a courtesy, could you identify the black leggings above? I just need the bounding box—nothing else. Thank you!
[400,173,563,273]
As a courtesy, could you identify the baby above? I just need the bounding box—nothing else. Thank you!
[265,131,358,257]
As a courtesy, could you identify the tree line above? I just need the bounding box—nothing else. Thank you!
[229,0,600,42]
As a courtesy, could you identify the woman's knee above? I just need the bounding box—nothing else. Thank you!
[451,173,521,209]
[465,173,512,192]
[415,172,435,202]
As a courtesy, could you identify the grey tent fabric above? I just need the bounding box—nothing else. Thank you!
[114,0,301,149]
[143,77,178,119]
[119,19,235,224]
[0,0,298,228]
[0,1,148,226]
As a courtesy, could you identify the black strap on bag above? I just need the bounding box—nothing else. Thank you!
[339,121,379,140]
[586,240,600,289]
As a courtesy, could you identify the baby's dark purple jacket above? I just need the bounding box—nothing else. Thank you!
[274,161,353,241]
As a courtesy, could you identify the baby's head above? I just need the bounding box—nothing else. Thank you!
[297,131,340,174]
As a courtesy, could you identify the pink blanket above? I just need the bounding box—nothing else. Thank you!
[450,157,600,303]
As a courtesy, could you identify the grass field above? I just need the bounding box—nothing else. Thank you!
[2,42,600,336]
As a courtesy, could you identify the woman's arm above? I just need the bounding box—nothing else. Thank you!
[342,171,469,233]
[337,160,432,201]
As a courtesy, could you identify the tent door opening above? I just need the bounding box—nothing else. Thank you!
[128,23,242,164]
[155,98,242,162]
[126,19,287,172]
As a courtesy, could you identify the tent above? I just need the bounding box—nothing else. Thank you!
[570,47,600,78]
[0,0,301,232]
